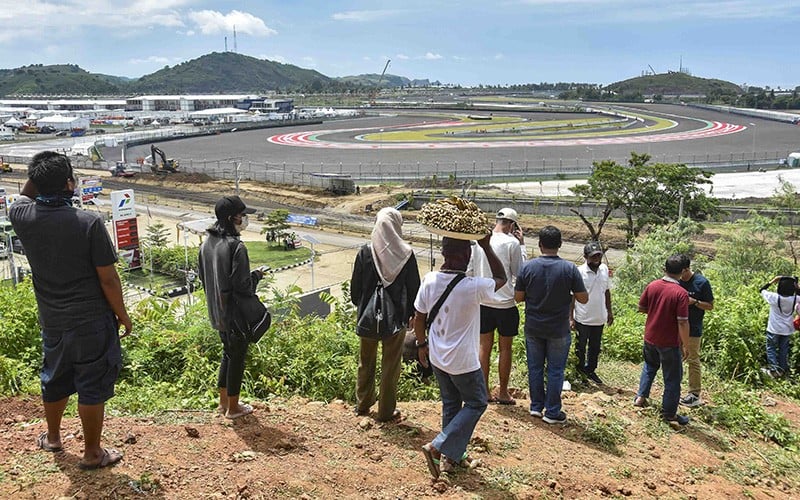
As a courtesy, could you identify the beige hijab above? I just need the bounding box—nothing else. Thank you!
[370,207,413,287]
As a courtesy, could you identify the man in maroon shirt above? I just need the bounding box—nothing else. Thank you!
[634,254,690,427]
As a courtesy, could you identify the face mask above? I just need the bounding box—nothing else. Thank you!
[234,214,249,233]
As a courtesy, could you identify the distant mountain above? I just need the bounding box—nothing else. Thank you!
[0,64,122,96]
[129,52,333,94]
[607,72,741,97]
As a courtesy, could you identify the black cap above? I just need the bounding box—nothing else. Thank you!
[215,195,256,221]
[584,241,603,257]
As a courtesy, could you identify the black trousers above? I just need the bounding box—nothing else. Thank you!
[575,322,604,373]
[218,330,249,396]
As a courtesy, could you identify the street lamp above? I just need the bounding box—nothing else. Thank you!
[747,122,757,160]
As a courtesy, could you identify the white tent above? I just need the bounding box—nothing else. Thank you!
[36,115,90,131]
[4,117,24,128]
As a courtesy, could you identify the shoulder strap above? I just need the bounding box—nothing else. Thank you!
[426,273,466,329]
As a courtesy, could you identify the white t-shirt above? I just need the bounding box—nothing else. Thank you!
[467,232,526,309]
[573,263,611,326]
[760,290,798,336]
[414,271,496,375]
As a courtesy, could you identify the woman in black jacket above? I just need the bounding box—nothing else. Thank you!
[198,195,265,419]
[351,207,421,421]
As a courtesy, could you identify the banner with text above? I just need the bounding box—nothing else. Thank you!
[110,189,141,270]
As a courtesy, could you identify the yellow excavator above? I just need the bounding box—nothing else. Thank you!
[149,145,179,173]
[0,156,11,173]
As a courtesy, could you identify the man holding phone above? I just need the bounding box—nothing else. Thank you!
[468,208,526,404]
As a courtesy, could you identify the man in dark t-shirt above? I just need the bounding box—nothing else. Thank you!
[10,151,131,470]
[677,255,714,407]
[515,226,588,424]
[635,254,690,427]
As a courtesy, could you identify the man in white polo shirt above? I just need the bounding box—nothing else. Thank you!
[570,241,613,385]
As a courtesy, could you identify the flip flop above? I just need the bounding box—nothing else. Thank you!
[36,432,62,452]
[78,448,123,470]
[226,403,254,420]
[496,399,516,406]
[421,443,440,479]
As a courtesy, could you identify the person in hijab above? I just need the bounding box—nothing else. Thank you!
[351,207,421,422]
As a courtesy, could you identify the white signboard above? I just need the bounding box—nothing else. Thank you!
[110,189,136,221]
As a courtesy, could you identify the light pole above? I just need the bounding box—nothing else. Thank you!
[301,234,320,290]
[748,122,756,160]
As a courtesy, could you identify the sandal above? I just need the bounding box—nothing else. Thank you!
[421,443,441,479]
[226,403,254,420]
[36,432,62,452]
[78,448,123,470]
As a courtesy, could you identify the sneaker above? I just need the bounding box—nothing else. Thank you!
[529,409,543,418]
[587,372,604,385]
[680,393,702,407]
[664,414,690,428]
[542,411,568,424]
[633,396,649,408]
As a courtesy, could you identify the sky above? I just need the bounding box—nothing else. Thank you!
[1,0,798,89]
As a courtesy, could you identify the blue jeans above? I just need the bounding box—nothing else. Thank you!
[766,332,791,373]
[431,366,488,460]
[636,342,683,418]
[525,334,571,419]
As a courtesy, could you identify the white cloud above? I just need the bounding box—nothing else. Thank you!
[494,53,504,60]
[128,55,171,65]
[396,54,410,60]
[331,10,400,22]
[453,55,467,61]
[362,56,372,61]
[423,52,443,60]
[188,10,276,36]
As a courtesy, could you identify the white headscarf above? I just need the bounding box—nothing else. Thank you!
[370,207,413,287]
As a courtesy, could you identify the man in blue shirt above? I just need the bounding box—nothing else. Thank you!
[515,226,588,424]
[677,254,714,407]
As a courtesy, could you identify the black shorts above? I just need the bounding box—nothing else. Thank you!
[40,311,122,405]
[479,305,520,337]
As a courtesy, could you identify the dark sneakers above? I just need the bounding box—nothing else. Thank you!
[587,372,604,385]
[664,414,690,429]
[680,393,702,407]
[542,411,568,424]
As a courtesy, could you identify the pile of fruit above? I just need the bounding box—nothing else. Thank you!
[418,196,489,234]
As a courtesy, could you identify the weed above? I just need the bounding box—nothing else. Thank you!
[484,466,533,490]
[609,465,633,479]
[579,415,628,452]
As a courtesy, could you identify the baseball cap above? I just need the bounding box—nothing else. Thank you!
[496,208,518,223]
[584,241,603,257]
[215,195,256,221]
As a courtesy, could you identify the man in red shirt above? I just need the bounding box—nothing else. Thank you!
[634,254,690,427]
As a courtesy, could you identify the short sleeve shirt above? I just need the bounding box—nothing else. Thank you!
[680,272,714,337]
[414,272,495,375]
[9,195,117,329]
[573,263,611,326]
[639,278,689,347]
[515,255,586,338]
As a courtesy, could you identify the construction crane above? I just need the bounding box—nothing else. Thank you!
[369,59,391,107]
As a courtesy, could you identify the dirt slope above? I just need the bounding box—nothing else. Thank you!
[2,382,797,499]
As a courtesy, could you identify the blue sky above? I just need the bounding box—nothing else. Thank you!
[1,0,798,88]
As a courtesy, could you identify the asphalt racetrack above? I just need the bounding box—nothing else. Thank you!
[102,103,800,180]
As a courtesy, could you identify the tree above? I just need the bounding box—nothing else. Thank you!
[144,221,170,249]
[570,152,720,246]
[261,209,291,244]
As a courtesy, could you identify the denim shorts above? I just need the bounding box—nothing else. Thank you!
[40,311,122,405]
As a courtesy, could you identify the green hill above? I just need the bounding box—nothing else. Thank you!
[607,72,741,97]
[129,52,333,94]
[0,64,122,96]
